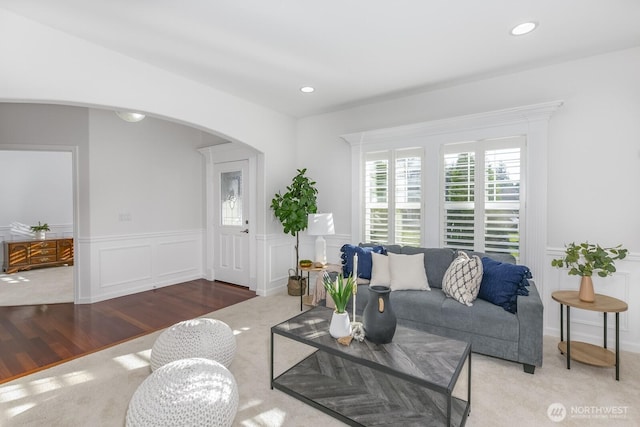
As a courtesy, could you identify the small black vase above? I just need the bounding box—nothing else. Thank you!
[362,285,396,344]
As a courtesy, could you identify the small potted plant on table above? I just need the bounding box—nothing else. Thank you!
[323,272,355,338]
[551,242,627,302]
[30,221,50,240]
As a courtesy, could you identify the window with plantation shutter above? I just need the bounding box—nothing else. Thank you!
[364,148,422,245]
[442,137,524,260]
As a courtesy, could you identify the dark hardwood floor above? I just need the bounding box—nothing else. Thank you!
[0,279,256,383]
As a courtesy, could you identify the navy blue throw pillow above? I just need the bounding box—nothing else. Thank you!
[340,244,386,280]
[477,257,532,313]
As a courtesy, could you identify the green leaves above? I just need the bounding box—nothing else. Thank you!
[323,272,355,313]
[551,242,627,278]
[271,168,318,237]
[271,168,319,273]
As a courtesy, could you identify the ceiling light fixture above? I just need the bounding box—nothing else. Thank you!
[300,86,315,93]
[115,111,146,122]
[511,22,537,36]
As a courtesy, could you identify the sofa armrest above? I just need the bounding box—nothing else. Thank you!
[517,279,544,367]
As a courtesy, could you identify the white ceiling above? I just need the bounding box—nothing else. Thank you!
[2,0,640,118]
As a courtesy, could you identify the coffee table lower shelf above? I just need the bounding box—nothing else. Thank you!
[273,350,469,427]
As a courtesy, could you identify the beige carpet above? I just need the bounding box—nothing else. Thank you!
[0,293,638,426]
[0,266,73,306]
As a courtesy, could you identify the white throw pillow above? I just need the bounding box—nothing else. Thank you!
[388,252,430,291]
[442,252,483,306]
[369,252,391,286]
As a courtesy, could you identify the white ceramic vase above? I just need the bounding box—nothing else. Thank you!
[329,311,352,338]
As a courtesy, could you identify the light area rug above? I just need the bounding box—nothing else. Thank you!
[0,266,73,306]
[1,293,638,426]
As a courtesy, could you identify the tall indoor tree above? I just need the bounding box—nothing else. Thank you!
[271,168,318,289]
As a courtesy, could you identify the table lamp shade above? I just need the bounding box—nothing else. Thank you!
[307,213,335,265]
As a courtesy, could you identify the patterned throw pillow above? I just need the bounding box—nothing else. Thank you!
[442,252,483,306]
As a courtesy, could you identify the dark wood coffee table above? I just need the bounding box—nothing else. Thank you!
[271,306,471,426]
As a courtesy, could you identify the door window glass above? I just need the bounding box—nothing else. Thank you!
[221,171,242,226]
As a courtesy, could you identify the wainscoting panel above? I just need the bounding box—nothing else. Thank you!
[78,230,203,303]
[157,238,201,279]
[268,239,295,291]
[544,249,639,353]
[98,244,152,288]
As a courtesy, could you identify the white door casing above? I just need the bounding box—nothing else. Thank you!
[213,160,250,286]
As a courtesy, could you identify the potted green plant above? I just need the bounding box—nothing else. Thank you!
[271,168,318,296]
[30,221,51,240]
[323,272,355,338]
[551,242,627,302]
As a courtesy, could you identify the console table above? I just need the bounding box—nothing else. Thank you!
[3,238,74,274]
[552,290,627,380]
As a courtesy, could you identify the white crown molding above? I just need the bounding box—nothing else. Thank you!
[340,100,564,146]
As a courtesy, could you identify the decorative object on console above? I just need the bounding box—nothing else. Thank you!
[442,252,483,306]
[351,322,365,342]
[551,242,627,303]
[362,285,396,344]
[323,272,354,338]
[30,221,50,240]
[307,213,334,266]
[271,168,318,295]
[329,311,351,339]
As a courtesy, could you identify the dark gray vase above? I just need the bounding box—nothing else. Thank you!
[362,285,396,344]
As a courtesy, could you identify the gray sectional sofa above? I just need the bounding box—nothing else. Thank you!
[343,245,544,373]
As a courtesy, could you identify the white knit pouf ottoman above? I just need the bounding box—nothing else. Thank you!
[150,318,236,371]
[126,358,239,427]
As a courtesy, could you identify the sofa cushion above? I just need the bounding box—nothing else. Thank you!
[400,247,456,289]
[388,253,430,291]
[370,252,391,286]
[360,242,402,254]
[458,250,516,265]
[340,244,385,280]
[442,252,483,306]
[477,257,532,313]
[390,287,447,327]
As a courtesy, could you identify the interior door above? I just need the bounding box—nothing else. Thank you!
[214,160,250,286]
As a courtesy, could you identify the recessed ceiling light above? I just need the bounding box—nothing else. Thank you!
[511,22,537,36]
[300,86,315,93]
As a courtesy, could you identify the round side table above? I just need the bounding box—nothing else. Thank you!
[551,290,627,380]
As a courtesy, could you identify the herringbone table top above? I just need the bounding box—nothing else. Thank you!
[271,306,471,426]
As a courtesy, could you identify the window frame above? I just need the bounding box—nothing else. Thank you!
[441,136,526,260]
[342,100,562,292]
[363,147,424,246]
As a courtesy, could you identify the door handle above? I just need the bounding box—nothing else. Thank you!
[241,229,249,233]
